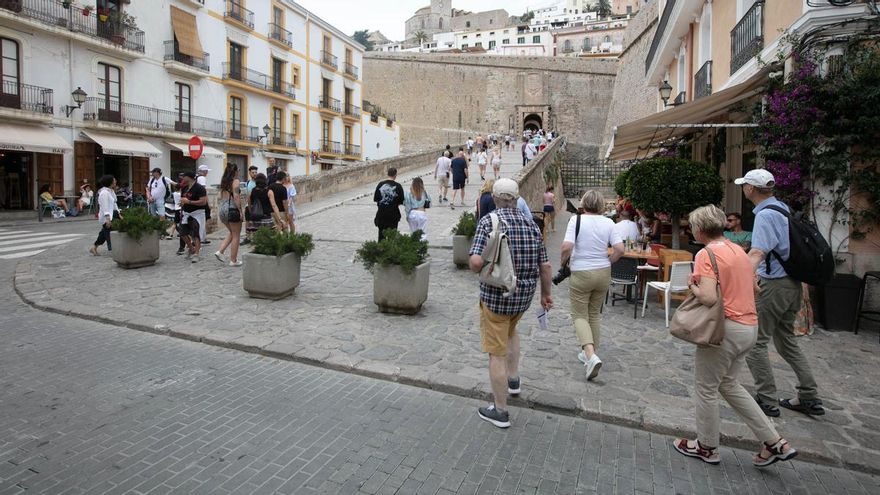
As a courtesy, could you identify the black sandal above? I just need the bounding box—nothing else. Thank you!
[755,396,780,417]
[779,398,825,416]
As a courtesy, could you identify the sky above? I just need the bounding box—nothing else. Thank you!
[297,0,553,42]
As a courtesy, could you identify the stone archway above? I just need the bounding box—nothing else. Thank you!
[523,113,543,133]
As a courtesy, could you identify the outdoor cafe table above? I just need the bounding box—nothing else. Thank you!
[608,248,660,262]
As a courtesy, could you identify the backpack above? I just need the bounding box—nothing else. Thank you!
[764,205,834,286]
[480,213,517,296]
[162,177,173,202]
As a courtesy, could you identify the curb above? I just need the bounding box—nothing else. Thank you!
[12,262,875,476]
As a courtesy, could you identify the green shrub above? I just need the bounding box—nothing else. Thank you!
[614,167,632,199]
[251,228,315,257]
[452,211,477,237]
[111,207,169,242]
[355,229,428,274]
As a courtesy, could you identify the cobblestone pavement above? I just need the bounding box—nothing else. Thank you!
[12,147,880,475]
[3,262,880,494]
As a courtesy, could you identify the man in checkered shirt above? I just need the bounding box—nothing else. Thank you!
[469,178,553,428]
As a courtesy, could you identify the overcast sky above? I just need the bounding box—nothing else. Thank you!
[297,0,555,42]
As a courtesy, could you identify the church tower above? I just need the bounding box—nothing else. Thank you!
[431,0,453,31]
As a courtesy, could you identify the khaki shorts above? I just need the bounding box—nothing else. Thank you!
[438,175,449,188]
[479,302,523,356]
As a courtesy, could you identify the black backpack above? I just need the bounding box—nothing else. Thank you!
[764,205,834,286]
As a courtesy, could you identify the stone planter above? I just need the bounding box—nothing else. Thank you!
[111,232,160,269]
[373,262,430,314]
[452,235,472,268]
[242,252,302,300]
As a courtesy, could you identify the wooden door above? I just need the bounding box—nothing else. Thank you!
[132,157,149,195]
[36,153,63,196]
[75,141,96,186]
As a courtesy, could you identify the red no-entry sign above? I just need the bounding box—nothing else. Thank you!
[188,136,204,160]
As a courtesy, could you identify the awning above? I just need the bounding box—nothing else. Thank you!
[0,124,71,154]
[316,158,347,166]
[608,69,769,161]
[170,6,204,58]
[264,151,301,160]
[165,141,224,159]
[82,130,162,157]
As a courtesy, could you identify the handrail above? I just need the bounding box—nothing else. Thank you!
[224,0,254,29]
[268,22,291,47]
[694,60,712,99]
[163,41,209,71]
[0,80,53,114]
[81,97,227,138]
[321,50,338,69]
[222,62,295,99]
[730,1,764,74]
[319,95,341,113]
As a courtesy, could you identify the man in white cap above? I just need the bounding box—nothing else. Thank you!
[196,164,211,244]
[735,169,823,417]
[469,178,553,428]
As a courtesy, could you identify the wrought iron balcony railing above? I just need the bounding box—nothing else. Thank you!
[268,22,291,47]
[344,143,361,156]
[81,97,227,138]
[222,62,295,99]
[560,45,575,53]
[163,40,209,72]
[344,103,361,118]
[0,80,53,114]
[320,139,341,154]
[228,123,259,142]
[1,0,145,53]
[269,132,297,148]
[343,62,358,78]
[730,1,763,74]
[645,0,675,74]
[224,0,253,29]
[321,50,338,69]
[694,60,712,99]
[319,95,341,113]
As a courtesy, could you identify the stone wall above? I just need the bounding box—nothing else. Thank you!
[513,138,565,215]
[363,53,617,153]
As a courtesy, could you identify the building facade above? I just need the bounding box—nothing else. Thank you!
[0,0,390,211]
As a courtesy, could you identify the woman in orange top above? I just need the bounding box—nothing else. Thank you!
[673,205,798,468]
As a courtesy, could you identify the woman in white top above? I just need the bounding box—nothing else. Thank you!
[403,177,430,241]
[489,145,502,179]
[560,190,624,381]
[77,180,93,211]
[89,175,121,256]
[282,174,297,233]
[476,149,488,181]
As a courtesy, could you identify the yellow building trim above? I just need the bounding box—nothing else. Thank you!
[291,111,302,140]
[207,9,309,60]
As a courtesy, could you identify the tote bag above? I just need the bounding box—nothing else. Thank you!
[669,248,725,346]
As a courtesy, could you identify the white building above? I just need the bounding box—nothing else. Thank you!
[443,28,553,55]
[0,0,397,211]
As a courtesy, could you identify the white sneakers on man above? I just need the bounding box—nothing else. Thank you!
[577,351,602,381]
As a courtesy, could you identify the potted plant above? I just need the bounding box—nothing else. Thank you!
[82,5,93,16]
[452,211,476,268]
[110,207,168,269]
[97,7,108,21]
[242,227,314,299]
[356,229,430,314]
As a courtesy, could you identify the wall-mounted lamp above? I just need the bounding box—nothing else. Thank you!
[658,80,682,107]
[65,87,87,117]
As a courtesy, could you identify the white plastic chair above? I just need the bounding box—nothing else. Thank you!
[642,261,694,327]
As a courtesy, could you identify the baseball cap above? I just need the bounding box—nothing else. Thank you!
[181,171,196,179]
[734,169,775,188]
[493,178,519,199]
[197,165,210,172]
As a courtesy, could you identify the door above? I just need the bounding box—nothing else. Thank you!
[229,43,243,80]
[175,83,192,133]
[75,141,96,186]
[0,37,20,110]
[36,153,63,196]
[132,157,150,197]
[97,62,122,123]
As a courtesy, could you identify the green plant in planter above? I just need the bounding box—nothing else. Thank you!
[111,207,169,242]
[250,227,314,257]
[355,229,428,274]
[452,211,476,237]
[613,167,632,199]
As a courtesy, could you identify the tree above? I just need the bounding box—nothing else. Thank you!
[520,10,535,23]
[412,30,429,46]
[622,158,723,249]
[352,30,374,51]
[598,0,612,18]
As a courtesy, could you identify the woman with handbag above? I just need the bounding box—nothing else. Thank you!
[214,163,244,267]
[673,205,797,467]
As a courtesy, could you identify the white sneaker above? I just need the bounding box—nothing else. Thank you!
[585,354,602,381]
[214,251,226,263]
[229,260,242,267]
[577,351,588,365]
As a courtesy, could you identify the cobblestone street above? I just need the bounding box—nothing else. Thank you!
[10,148,880,478]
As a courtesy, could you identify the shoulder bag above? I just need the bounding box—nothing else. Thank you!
[669,247,725,347]
[480,213,517,296]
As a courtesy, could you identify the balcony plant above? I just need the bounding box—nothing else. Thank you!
[452,211,476,268]
[82,5,92,16]
[110,207,169,269]
[97,7,108,22]
[242,227,314,299]
[356,229,430,314]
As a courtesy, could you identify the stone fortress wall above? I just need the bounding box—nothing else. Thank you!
[362,53,617,153]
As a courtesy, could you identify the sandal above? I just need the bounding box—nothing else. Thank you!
[779,398,825,416]
[755,396,780,417]
[673,438,720,465]
[753,438,798,467]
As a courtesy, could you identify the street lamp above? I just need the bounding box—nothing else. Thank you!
[658,80,681,107]
[65,87,87,117]
[260,124,272,144]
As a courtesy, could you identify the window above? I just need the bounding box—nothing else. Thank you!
[475,42,482,48]
[466,21,470,28]
[229,42,244,79]
[462,35,467,39]
[0,37,20,108]
[488,40,496,50]
[230,96,242,138]
[517,37,525,44]
[322,78,331,108]
[461,44,468,49]
[272,57,284,93]
[502,39,510,45]
[476,34,481,38]
[272,5,283,26]
[344,88,352,112]
[291,113,300,138]
[292,65,301,88]
[322,120,331,148]
[344,125,351,146]
[174,83,191,132]
[272,107,283,141]
[97,62,121,122]
[345,48,352,65]
[489,32,494,35]
[533,35,541,43]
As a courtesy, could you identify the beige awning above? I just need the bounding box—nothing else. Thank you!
[82,130,162,157]
[165,141,224,159]
[0,124,71,153]
[170,6,204,58]
[608,69,769,161]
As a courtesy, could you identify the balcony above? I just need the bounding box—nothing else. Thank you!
[645,0,675,74]
[269,22,292,47]
[163,40,209,77]
[0,0,145,55]
[81,97,227,139]
[694,60,712,99]
[268,132,297,149]
[318,95,341,113]
[560,45,575,53]
[228,123,260,142]
[224,0,253,30]
[343,62,359,79]
[320,139,341,154]
[343,143,361,157]
[0,81,53,116]
[730,1,763,74]
[321,50,338,69]
[222,63,295,99]
[344,103,361,119]
[179,0,205,7]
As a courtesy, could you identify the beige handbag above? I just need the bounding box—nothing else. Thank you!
[669,248,725,346]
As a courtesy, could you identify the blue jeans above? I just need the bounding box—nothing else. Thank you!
[148,200,165,217]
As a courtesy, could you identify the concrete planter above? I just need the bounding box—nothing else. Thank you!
[452,235,473,268]
[111,232,160,269]
[242,252,302,300]
[373,262,430,314]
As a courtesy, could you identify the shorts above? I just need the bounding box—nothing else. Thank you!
[178,216,200,238]
[543,205,555,213]
[479,302,524,356]
[452,179,466,190]
[438,175,449,188]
